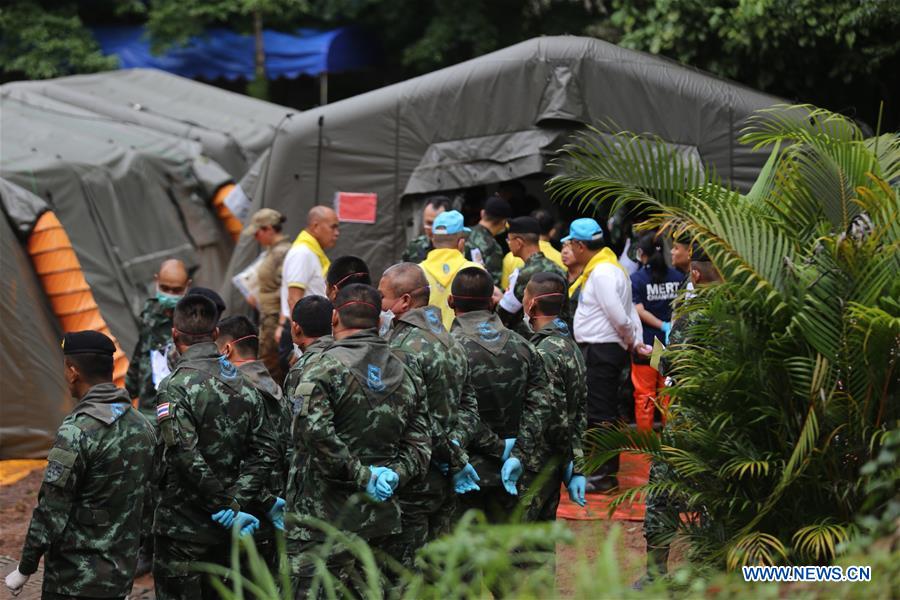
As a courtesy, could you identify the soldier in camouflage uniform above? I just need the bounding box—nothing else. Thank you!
[6,331,155,599]
[282,295,336,405]
[379,263,475,564]
[125,258,190,418]
[284,284,431,595]
[497,216,567,334]
[637,248,721,586]
[465,195,510,286]
[153,296,278,600]
[216,315,293,570]
[401,196,451,263]
[502,273,588,522]
[447,267,551,523]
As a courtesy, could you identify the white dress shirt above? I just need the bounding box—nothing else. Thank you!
[574,261,642,349]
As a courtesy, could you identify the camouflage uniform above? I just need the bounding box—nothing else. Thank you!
[465,224,504,286]
[385,305,470,565]
[284,330,431,594]
[511,318,587,521]
[153,342,278,600]
[256,238,293,383]
[449,311,550,522]
[236,359,293,568]
[125,297,174,417]
[401,234,432,263]
[282,336,335,404]
[18,383,155,598]
[505,251,568,334]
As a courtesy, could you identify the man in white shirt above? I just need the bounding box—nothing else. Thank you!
[565,218,645,492]
[276,206,340,344]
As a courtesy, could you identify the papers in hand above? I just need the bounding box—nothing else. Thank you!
[650,337,666,371]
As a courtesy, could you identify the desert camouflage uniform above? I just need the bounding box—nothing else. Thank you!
[152,342,278,600]
[465,224,503,286]
[18,383,155,598]
[450,311,550,522]
[401,234,432,263]
[125,297,174,416]
[511,317,587,521]
[257,238,293,383]
[284,329,431,594]
[386,305,470,564]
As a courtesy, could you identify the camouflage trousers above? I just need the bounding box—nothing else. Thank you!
[153,536,230,600]
[456,484,519,524]
[520,469,563,523]
[397,468,456,567]
[288,534,400,599]
[259,313,285,385]
[643,460,679,548]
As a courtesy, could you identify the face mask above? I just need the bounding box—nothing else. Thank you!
[156,288,183,309]
[379,310,395,337]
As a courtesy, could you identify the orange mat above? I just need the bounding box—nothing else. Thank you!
[556,453,650,521]
[0,460,46,486]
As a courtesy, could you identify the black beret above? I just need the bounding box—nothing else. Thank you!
[507,216,541,235]
[186,287,226,316]
[62,330,116,356]
[484,195,512,219]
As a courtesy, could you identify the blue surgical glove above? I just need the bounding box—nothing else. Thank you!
[453,463,480,494]
[563,460,575,485]
[375,468,400,501]
[568,475,587,507]
[502,438,516,462]
[660,321,672,344]
[211,508,236,528]
[268,497,286,530]
[233,512,260,537]
[500,457,522,496]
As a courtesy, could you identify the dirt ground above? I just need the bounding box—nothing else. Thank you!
[1,471,657,598]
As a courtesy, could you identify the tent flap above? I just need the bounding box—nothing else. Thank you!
[0,177,49,239]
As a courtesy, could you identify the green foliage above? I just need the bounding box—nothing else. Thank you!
[606,0,900,117]
[549,104,899,569]
[0,1,118,79]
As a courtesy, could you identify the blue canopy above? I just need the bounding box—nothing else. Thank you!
[94,26,376,80]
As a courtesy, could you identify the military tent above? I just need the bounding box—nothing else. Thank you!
[224,35,786,291]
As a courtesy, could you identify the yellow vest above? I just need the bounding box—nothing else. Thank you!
[420,248,482,329]
[500,241,566,289]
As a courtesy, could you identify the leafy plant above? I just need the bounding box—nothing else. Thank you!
[547,105,899,569]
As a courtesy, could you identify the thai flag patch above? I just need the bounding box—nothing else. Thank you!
[157,402,171,422]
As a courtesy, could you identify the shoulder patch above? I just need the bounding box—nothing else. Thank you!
[425,307,444,334]
[45,447,77,487]
[292,382,316,417]
[367,364,386,392]
[157,402,172,422]
[219,355,238,380]
[477,321,501,342]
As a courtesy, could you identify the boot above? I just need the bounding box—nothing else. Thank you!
[632,545,669,589]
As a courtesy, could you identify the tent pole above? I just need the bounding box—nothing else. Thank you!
[319,73,328,105]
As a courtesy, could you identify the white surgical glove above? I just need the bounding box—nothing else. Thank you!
[5,567,29,596]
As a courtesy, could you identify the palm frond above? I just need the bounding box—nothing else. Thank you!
[792,521,851,562]
[726,532,789,569]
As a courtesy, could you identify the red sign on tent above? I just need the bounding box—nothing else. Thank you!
[334,192,377,224]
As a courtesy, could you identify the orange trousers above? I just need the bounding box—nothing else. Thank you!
[631,361,668,432]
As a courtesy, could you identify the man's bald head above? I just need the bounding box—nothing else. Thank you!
[305,206,340,249]
[382,263,430,307]
[156,259,190,295]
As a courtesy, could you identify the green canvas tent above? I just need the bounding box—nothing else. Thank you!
[223,35,786,295]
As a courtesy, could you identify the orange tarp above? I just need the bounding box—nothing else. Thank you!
[0,460,46,486]
[210,183,243,242]
[556,453,651,521]
[27,212,129,385]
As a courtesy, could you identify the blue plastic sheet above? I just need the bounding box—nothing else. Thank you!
[94,26,375,80]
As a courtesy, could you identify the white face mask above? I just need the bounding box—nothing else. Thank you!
[379,310,395,337]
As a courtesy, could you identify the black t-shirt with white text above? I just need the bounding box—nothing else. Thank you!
[630,265,685,345]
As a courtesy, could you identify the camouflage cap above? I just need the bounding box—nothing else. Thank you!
[244,208,285,235]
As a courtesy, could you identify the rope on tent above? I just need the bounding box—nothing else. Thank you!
[27,212,129,386]
[210,183,243,242]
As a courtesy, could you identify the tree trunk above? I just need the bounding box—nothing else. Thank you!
[248,9,269,100]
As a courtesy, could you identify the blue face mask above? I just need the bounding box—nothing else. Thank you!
[156,288,183,310]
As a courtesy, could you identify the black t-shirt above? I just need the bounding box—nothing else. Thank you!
[631,265,685,345]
